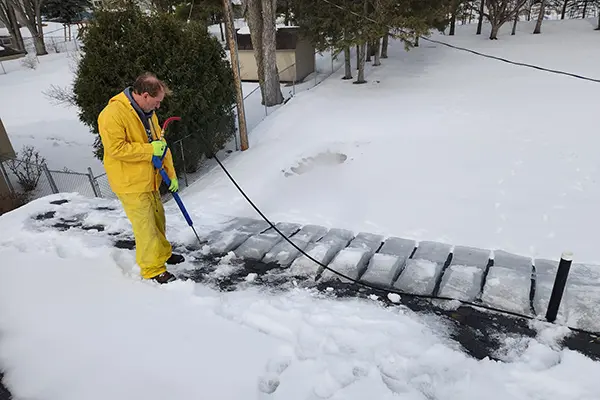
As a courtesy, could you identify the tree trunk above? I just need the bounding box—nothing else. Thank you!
[582,0,587,18]
[284,0,290,25]
[261,0,283,106]
[373,38,380,66]
[7,0,47,56]
[414,35,419,47]
[381,32,388,58]
[511,10,519,35]
[244,0,283,106]
[449,0,458,35]
[245,0,265,101]
[34,0,45,53]
[342,46,352,79]
[477,0,485,35]
[354,42,367,84]
[356,44,359,70]
[487,0,528,40]
[219,21,225,41]
[596,11,600,30]
[365,41,375,62]
[489,23,500,39]
[533,0,545,34]
[0,1,25,51]
[560,0,568,19]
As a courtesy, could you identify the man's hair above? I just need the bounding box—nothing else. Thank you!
[132,72,172,97]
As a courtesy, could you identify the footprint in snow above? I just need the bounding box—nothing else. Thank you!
[282,151,348,177]
[309,361,370,399]
[258,355,293,395]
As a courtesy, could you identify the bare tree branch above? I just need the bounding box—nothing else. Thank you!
[7,0,48,55]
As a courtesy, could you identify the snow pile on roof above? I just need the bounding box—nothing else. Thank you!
[0,194,599,399]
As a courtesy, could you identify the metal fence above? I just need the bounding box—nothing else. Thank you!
[168,47,346,189]
[0,157,105,202]
[0,45,345,205]
[0,28,81,75]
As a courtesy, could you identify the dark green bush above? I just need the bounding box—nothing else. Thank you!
[72,3,236,176]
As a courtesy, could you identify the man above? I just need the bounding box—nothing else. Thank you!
[98,72,184,284]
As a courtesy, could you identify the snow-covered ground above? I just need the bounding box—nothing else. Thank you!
[0,20,340,179]
[183,17,600,265]
[1,193,600,400]
[2,16,600,400]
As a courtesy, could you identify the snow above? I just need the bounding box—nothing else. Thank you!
[2,195,600,400]
[237,25,300,35]
[0,20,337,182]
[183,17,600,266]
[0,52,103,173]
[2,16,600,400]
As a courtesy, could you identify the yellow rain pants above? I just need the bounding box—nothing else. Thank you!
[117,191,172,279]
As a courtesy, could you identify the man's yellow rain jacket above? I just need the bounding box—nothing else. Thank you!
[97,90,177,279]
[97,91,176,194]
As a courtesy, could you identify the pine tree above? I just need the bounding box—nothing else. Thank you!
[42,0,91,23]
[292,0,450,74]
[72,4,237,175]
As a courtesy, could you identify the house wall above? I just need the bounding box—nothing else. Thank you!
[293,38,315,82]
[0,118,15,160]
[238,50,298,83]
[0,118,15,213]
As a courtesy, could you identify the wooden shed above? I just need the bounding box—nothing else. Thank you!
[235,26,315,83]
[0,38,26,62]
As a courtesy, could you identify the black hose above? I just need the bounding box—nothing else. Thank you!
[205,149,599,338]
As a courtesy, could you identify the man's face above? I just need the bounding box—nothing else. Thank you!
[140,89,165,112]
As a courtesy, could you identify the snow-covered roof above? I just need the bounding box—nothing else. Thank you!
[237,24,300,35]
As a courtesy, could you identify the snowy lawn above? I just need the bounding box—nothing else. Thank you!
[1,194,600,400]
[0,19,340,180]
[182,18,600,265]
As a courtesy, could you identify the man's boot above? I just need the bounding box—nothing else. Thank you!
[152,271,177,284]
[167,253,185,265]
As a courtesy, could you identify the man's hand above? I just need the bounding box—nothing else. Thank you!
[151,140,167,156]
[169,177,179,192]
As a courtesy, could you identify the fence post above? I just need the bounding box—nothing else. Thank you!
[0,160,14,193]
[179,141,189,187]
[43,164,59,194]
[331,48,334,74]
[87,167,101,197]
[545,251,573,323]
[264,97,268,117]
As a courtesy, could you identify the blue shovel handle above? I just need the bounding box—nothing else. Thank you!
[152,153,194,228]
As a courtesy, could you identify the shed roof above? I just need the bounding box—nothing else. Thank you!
[236,26,304,50]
